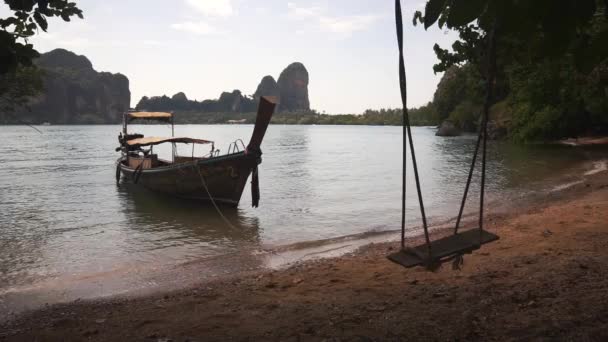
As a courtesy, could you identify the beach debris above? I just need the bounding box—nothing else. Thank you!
[542,229,553,237]
[292,278,303,285]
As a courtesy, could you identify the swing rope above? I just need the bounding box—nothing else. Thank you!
[395,0,432,257]
[454,25,497,240]
[395,0,498,266]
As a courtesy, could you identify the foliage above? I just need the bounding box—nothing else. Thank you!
[0,66,43,116]
[162,105,437,126]
[0,0,82,113]
[415,0,608,141]
[432,64,483,122]
[449,100,481,132]
[1,0,83,74]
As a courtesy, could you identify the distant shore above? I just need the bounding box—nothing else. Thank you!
[2,164,607,340]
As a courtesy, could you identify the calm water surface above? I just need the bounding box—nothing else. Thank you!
[0,125,604,293]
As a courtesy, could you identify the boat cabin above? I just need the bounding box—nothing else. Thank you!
[118,111,224,170]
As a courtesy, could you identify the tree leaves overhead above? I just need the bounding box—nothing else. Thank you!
[417,0,599,34]
[416,0,607,73]
[1,0,83,111]
[33,11,48,31]
[415,0,608,141]
[6,0,36,12]
[423,0,447,29]
[0,0,83,75]
[447,0,487,27]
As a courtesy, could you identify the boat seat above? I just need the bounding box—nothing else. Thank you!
[388,229,499,268]
[128,154,158,169]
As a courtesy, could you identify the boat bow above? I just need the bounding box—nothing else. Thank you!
[248,96,277,207]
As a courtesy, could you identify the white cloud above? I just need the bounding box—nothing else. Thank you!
[287,3,380,36]
[185,0,233,17]
[171,21,218,35]
[319,15,380,34]
[287,2,322,20]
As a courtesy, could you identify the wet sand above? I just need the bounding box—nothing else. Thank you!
[1,170,608,341]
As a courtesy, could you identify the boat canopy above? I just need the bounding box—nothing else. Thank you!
[126,136,213,147]
[127,111,173,122]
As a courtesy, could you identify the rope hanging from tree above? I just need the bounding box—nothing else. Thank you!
[389,0,499,270]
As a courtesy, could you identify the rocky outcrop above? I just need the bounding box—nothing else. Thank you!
[277,62,310,112]
[14,48,130,124]
[171,92,188,102]
[436,120,461,136]
[253,75,279,100]
[137,62,311,114]
[218,90,245,112]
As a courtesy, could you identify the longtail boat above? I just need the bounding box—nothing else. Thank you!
[116,96,277,207]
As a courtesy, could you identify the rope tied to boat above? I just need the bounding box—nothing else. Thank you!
[192,161,239,231]
[132,162,144,184]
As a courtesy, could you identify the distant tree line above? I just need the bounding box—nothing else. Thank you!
[137,91,440,126]
[136,90,258,113]
[167,105,437,126]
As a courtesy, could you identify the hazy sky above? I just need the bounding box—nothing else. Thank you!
[3,0,456,113]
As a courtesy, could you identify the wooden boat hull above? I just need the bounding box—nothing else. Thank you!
[117,152,259,207]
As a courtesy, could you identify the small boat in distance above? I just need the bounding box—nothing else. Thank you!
[116,96,277,207]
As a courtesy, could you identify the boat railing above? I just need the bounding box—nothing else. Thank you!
[203,149,221,158]
[227,139,246,155]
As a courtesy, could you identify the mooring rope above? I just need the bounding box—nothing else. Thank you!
[192,162,239,231]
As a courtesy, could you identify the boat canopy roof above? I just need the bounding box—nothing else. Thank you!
[127,111,172,122]
[126,136,213,147]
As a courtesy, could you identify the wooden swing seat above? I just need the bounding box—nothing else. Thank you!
[388,229,499,268]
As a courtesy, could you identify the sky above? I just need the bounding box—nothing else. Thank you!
[2,0,457,114]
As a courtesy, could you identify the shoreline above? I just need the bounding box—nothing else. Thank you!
[1,167,607,340]
[0,157,596,319]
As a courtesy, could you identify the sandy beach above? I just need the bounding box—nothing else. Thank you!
[1,168,607,341]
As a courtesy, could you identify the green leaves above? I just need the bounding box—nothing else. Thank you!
[419,0,487,29]
[0,17,20,28]
[413,10,423,26]
[0,0,83,76]
[447,0,487,27]
[33,11,47,31]
[6,0,36,12]
[424,0,447,29]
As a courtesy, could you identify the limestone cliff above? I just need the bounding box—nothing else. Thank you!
[136,62,311,114]
[14,49,130,124]
[253,75,280,101]
[276,62,310,112]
